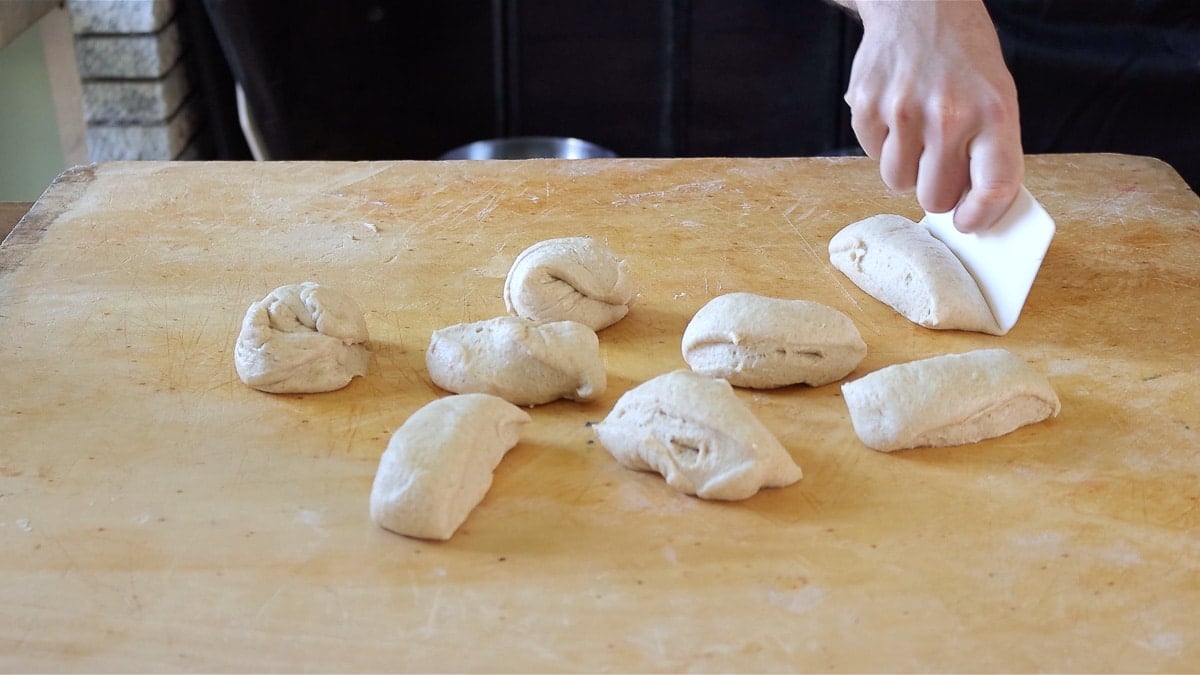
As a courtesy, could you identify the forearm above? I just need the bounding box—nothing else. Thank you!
[828,0,991,23]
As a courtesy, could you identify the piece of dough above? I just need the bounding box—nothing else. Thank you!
[828,214,1003,335]
[426,316,606,406]
[593,370,802,500]
[370,393,531,540]
[234,282,370,393]
[682,292,866,388]
[503,236,635,331]
[841,348,1061,452]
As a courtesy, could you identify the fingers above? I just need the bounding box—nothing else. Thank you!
[847,92,1021,232]
[916,145,970,215]
[953,134,1024,232]
[847,93,886,160]
[878,111,921,192]
[852,95,972,208]
[849,90,925,192]
[841,0,1023,232]
[915,109,972,214]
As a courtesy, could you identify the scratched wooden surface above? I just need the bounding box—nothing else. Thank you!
[1,155,1197,672]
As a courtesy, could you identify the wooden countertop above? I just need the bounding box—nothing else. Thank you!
[1,155,1197,672]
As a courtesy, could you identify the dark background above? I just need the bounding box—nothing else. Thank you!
[182,0,1199,191]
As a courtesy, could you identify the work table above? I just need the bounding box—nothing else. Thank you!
[1,154,1197,671]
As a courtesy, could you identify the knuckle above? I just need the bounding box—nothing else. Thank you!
[978,89,1019,127]
[887,96,921,125]
[926,99,965,137]
[845,98,880,125]
[842,83,871,113]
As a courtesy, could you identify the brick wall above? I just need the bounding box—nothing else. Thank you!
[69,0,204,160]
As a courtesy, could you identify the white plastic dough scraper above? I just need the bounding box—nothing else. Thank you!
[921,186,1056,334]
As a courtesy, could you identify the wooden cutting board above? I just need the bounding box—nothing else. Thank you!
[1,155,1197,672]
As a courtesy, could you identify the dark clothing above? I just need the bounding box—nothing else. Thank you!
[194,0,1199,190]
[989,0,1200,190]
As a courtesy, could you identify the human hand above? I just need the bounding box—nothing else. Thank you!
[840,0,1023,232]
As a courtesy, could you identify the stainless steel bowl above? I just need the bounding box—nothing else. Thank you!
[439,136,618,160]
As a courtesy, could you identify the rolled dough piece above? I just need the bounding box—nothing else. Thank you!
[234,282,370,393]
[682,292,866,388]
[593,370,802,500]
[370,393,531,541]
[426,316,606,406]
[841,348,1061,452]
[828,214,1003,335]
[503,236,635,331]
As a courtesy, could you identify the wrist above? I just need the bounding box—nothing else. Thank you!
[854,0,987,30]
